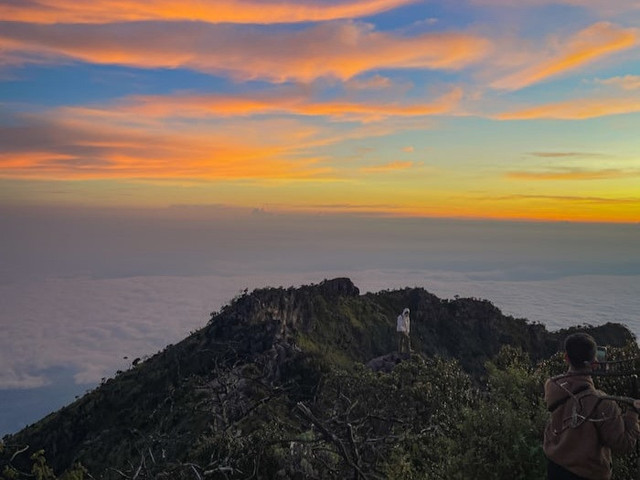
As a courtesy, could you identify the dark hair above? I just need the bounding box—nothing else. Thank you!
[564,333,597,369]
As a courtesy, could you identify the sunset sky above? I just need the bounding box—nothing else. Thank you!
[2,0,639,222]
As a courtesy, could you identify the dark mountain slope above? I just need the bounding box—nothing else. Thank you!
[3,278,635,479]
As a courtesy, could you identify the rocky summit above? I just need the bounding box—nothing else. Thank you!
[2,278,637,480]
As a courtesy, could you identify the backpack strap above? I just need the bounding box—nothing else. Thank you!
[548,384,591,412]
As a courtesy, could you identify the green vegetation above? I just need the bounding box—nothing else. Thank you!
[0,445,86,480]
[3,278,638,479]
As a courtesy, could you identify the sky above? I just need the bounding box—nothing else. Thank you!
[1,0,639,221]
[1,0,640,436]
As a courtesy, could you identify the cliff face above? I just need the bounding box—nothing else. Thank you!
[4,278,635,478]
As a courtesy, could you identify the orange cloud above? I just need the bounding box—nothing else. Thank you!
[506,168,639,180]
[492,23,637,90]
[1,99,419,182]
[0,22,491,81]
[496,95,640,119]
[500,193,640,205]
[0,0,417,24]
[360,161,415,173]
[0,151,77,169]
[105,87,463,122]
[527,151,606,158]
[0,111,337,181]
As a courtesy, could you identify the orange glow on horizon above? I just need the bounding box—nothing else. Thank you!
[267,198,640,224]
[506,169,638,180]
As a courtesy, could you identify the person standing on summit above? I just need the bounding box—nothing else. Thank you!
[396,308,411,353]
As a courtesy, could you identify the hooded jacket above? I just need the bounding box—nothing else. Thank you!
[396,308,410,334]
[543,374,640,480]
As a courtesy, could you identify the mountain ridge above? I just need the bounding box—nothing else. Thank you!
[2,277,637,479]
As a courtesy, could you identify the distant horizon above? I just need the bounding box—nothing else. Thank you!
[2,203,640,225]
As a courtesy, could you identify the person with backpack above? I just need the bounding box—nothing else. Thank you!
[544,332,640,479]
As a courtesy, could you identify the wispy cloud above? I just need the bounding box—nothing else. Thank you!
[1,75,457,189]
[506,167,640,180]
[596,74,640,90]
[360,160,416,173]
[0,112,334,180]
[0,368,50,390]
[344,74,394,90]
[0,78,463,182]
[105,87,463,122]
[496,95,640,119]
[0,0,418,24]
[0,21,491,81]
[500,193,640,205]
[491,22,637,90]
[527,152,607,158]
[470,0,640,14]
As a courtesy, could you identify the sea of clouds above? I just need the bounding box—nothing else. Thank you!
[2,271,639,390]
[1,207,639,435]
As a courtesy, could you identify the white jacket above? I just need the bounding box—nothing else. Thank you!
[396,308,410,333]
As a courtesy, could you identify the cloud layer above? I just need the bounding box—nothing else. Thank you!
[0,0,418,24]
[491,23,637,90]
[2,270,639,389]
[114,87,464,122]
[0,21,490,81]
[497,96,640,119]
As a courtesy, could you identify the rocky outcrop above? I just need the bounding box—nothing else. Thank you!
[316,277,360,297]
[366,352,410,373]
